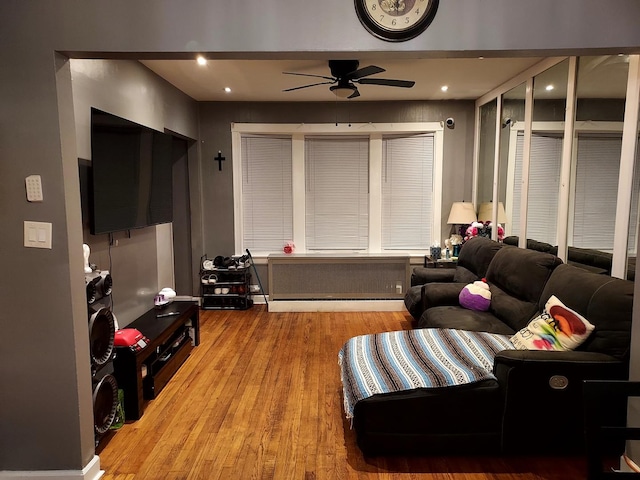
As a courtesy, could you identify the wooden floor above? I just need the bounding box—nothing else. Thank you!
[98,306,588,480]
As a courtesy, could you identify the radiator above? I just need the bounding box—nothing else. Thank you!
[268,253,410,301]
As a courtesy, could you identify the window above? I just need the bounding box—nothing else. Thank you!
[513,132,562,245]
[232,123,443,255]
[628,140,640,255]
[382,134,434,249]
[305,137,369,250]
[573,136,621,249]
[241,136,293,252]
[509,128,640,253]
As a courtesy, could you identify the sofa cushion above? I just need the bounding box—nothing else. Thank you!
[453,266,480,284]
[453,237,503,283]
[418,305,516,335]
[485,246,563,332]
[411,266,455,286]
[538,263,633,360]
[528,239,556,254]
[503,236,559,255]
[404,285,423,319]
[502,236,518,247]
[487,283,540,332]
[568,247,612,274]
[510,295,595,351]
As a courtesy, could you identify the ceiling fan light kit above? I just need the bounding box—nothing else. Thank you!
[283,59,415,99]
[330,84,358,99]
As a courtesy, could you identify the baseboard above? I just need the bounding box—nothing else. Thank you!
[267,299,405,312]
[0,455,103,480]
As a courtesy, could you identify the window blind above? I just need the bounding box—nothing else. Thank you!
[525,134,562,245]
[305,137,369,250]
[627,141,640,255]
[511,132,525,238]
[381,134,434,249]
[241,136,293,251]
[573,136,621,250]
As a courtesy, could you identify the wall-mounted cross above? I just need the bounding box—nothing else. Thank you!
[215,151,226,171]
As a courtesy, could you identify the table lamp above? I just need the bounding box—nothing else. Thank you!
[477,202,507,224]
[447,202,477,256]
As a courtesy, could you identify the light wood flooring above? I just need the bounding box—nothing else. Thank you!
[98,306,588,479]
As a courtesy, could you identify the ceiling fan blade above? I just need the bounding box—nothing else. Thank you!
[283,81,335,92]
[283,71,335,81]
[357,78,416,88]
[349,65,385,80]
[348,88,361,99]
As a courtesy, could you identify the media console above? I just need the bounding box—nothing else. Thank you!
[113,301,199,420]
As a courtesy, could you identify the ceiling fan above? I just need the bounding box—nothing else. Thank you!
[283,60,415,99]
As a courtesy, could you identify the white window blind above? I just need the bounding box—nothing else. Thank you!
[381,134,434,249]
[305,137,369,250]
[511,132,525,238]
[573,136,621,249]
[627,139,640,255]
[525,134,562,245]
[241,136,293,251]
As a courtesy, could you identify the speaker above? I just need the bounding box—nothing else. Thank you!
[89,307,116,371]
[92,363,119,441]
[86,270,118,444]
[86,271,112,305]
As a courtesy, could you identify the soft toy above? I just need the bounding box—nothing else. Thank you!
[463,221,484,243]
[463,221,505,242]
[459,278,491,311]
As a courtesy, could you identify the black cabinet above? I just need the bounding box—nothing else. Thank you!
[201,264,253,310]
[112,301,199,420]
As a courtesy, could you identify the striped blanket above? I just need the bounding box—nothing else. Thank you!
[338,329,515,419]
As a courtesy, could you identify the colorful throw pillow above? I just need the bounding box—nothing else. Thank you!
[459,278,491,311]
[510,295,595,351]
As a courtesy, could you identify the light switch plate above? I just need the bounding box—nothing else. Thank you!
[24,221,52,249]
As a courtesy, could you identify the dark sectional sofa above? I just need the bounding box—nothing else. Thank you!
[404,236,503,320]
[353,241,634,456]
[503,235,636,280]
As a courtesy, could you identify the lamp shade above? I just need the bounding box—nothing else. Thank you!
[447,202,477,224]
[478,202,507,224]
[330,84,357,98]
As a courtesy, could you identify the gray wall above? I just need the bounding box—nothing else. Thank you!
[2,0,640,474]
[71,59,200,325]
[198,100,475,258]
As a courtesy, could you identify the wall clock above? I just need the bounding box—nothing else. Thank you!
[354,0,439,42]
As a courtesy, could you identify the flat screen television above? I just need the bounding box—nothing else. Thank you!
[90,108,173,235]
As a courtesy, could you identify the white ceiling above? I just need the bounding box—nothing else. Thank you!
[140,57,546,102]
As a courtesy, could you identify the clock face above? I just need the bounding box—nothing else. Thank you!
[355,0,439,42]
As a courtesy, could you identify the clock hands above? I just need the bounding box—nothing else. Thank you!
[380,0,407,14]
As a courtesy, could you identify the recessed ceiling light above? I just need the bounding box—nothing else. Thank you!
[224,87,232,93]
[196,56,207,66]
[441,85,449,92]
[545,84,554,91]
